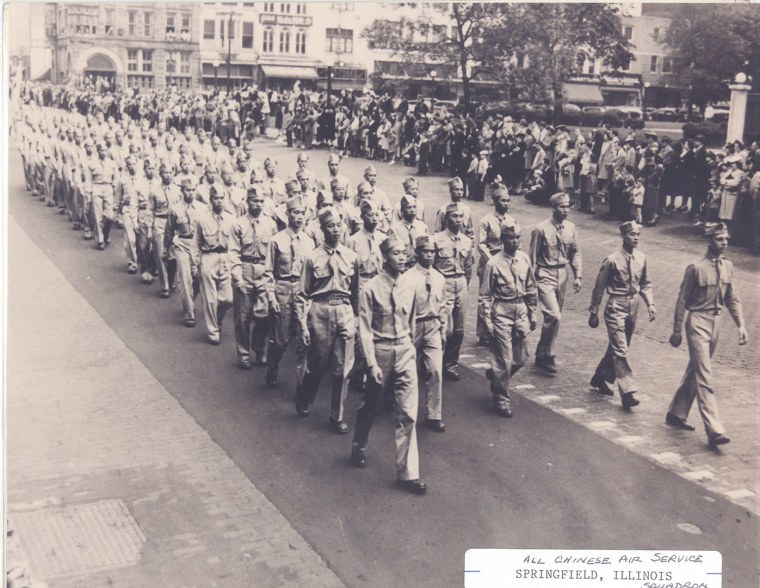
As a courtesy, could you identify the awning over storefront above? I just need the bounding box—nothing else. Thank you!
[260,65,319,80]
[563,82,604,105]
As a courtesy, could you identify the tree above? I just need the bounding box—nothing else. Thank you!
[665,4,757,110]
[362,3,515,110]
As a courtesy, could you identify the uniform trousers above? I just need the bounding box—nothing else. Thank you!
[668,311,726,437]
[296,300,354,421]
[152,217,170,291]
[137,211,154,275]
[592,294,639,394]
[476,254,494,340]
[42,162,55,204]
[232,263,269,363]
[489,300,530,410]
[92,184,114,244]
[414,318,443,420]
[267,280,301,374]
[353,337,420,481]
[122,208,139,270]
[173,238,196,320]
[199,251,233,341]
[443,275,468,369]
[535,266,569,361]
[78,187,94,233]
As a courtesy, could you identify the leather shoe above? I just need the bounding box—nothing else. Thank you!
[485,368,494,381]
[329,419,349,435]
[621,392,640,408]
[590,373,614,396]
[184,318,195,328]
[266,368,278,388]
[443,367,460,381]
[665,412,695,431]
[397,479,427,495]
[238,360,252,371]
[350,448,367,468]
[425,419,446,432]
[160,290,170,299]
[708,433,730,447]
[535,357,557,374]
[495,406,513,418]
[208,337,221,346]
[96,242,105,251]
[295,399,309,418]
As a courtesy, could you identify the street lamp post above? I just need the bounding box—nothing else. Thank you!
[643,81,650,118]
[226,11,234,94]
[430,69,438,100]
[212,59,221,90]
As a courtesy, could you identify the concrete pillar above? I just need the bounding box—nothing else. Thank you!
[726,80,752,143]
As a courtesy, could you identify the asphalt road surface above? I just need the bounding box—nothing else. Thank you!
[7,144,758,588]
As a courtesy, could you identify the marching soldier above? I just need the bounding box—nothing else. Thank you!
[406,235,448,431]
[291,151,320,194]
[164,178,205,327]
[350,234,427,495]
[86,142,119,250]
[229,187,278,369]
[192,186,236,345]
[153,163,182,297]
[476,185,517,345]
[394,177,426,223]
[433,202,474,381]
[319,152,350,194]
[588,221,656,409]
[116,155,142,274]
[529,192,582,374]
[78,138,97,241]
[479,220,537,417]
[265,195,318,388]
[294,207,360,434]
[390,195,429,270]
[666,222,748,446]
[434,177,474,239]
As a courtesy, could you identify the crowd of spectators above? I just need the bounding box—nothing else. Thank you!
[17,77,760,254]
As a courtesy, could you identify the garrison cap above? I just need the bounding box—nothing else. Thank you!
[415,235,433,250]
[400,194,417,209]
[360,199,380,216]
[318,206,340,226]
[204,162,217,173]
[618,220,641,235]
[448,177,464,189]
[402,177,417,191]
[246,185,260,196]
[445,202,464,216]
[286,195,305,211]
[316,190,334,208]
[179,178,194,188]
[364,165,377,175]
[379,234,405,255]
[492,184,510,199]
[327,153,341,164]
[285,179,301,192]
[549,192,570,206]
[500,219,521,236]
[703,222,729,238]
[330,177,346,191]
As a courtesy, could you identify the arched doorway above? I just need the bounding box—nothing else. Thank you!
[84,53,116,87]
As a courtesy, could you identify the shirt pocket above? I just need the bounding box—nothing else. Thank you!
[336,257,355,279]
[696,270,718,287]
[313,263,332,279]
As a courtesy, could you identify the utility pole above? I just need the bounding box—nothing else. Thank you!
[226,10,233,94]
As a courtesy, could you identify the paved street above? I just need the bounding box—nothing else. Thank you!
[6,142,759,587]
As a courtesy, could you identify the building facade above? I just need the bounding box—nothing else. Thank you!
[48,3,202,90]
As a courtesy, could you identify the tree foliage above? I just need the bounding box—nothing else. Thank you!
[665,4,759,108]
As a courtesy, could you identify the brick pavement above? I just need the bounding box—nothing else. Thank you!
[6,217,345,587]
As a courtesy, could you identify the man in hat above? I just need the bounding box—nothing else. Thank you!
[294,207,360,434]
[434,177,474,238]
[390,194,429,270]
[666,222,748,446]
[291,151,319,194]
[351,234,428,495]
[479,219,537,417]
[86,141,119,250]
[78,138,98,241]
[475,185,518,346]
[319,152,350,194]
[259,157,287,207]
[433,202,474,381]
[191,185,237,345]
[196,163,220,207]
[394,177,426,223]
[588,221,656,409]
[136,158,161,284]
[360,165,393,224]
[229,186,279,369]
[406,235,448,431]
[153,162,182,298]
[265,195,318,388]
[164,178,206,327]
[116,154,143,275]
[529,192,582,373]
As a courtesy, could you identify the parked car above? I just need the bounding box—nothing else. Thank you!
[613,106,646,129]
[556,102,582,125]
[650,107,679,122]
[580,105,606,126]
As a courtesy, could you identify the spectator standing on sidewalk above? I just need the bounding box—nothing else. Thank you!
[666,222,748,446]
[588,221,656,409]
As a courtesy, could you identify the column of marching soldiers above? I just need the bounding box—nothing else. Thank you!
[14,104,748,496]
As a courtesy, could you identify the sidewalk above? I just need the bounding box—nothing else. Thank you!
[6,216,344,587]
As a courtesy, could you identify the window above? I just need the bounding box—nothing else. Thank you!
[280,3,291,14]
[128,11,137,36]
[181,14,191,31]
[264,3,275,12]
[142,50,153,72]
[243,3,255,7]
[127,75,154,89]
[650,55,658,73]
[279,29,290,52]
[662,57,673,73]
[295,30,306,54]
[652,27,660,42]
[263,28,274,52]
[331,2,354,9]
[622,25,633,41]
[144,11,153,37]
[203,19,215,39]
[516,53,527,69]
[104,9,114,36]
[296,3,307,14]
[326,28,353,53]
[166,12,176,34]
[180,52,191,74]
[166,55,177,74]
[586,61,595,75]
[127,50,139,72]
[242,22,254,48]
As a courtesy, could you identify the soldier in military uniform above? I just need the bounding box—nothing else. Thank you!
[164,178,205,327]
[666,222,748,446]
[432,202,474,381]
[265,195,318,388]
[529,192,582,374]
[116,155,142,274]
[229,187,278,369]
[350,234,427,495]
[153,163,182,297]
[479,220,537,417]
[390,195,429,270]
[294,207,360,434]
[588,221,656,409]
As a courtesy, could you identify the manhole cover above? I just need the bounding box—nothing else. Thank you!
[9,499,146,580]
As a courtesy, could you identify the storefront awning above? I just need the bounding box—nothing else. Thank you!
[563,82,604,105]
[261,65,319,80]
